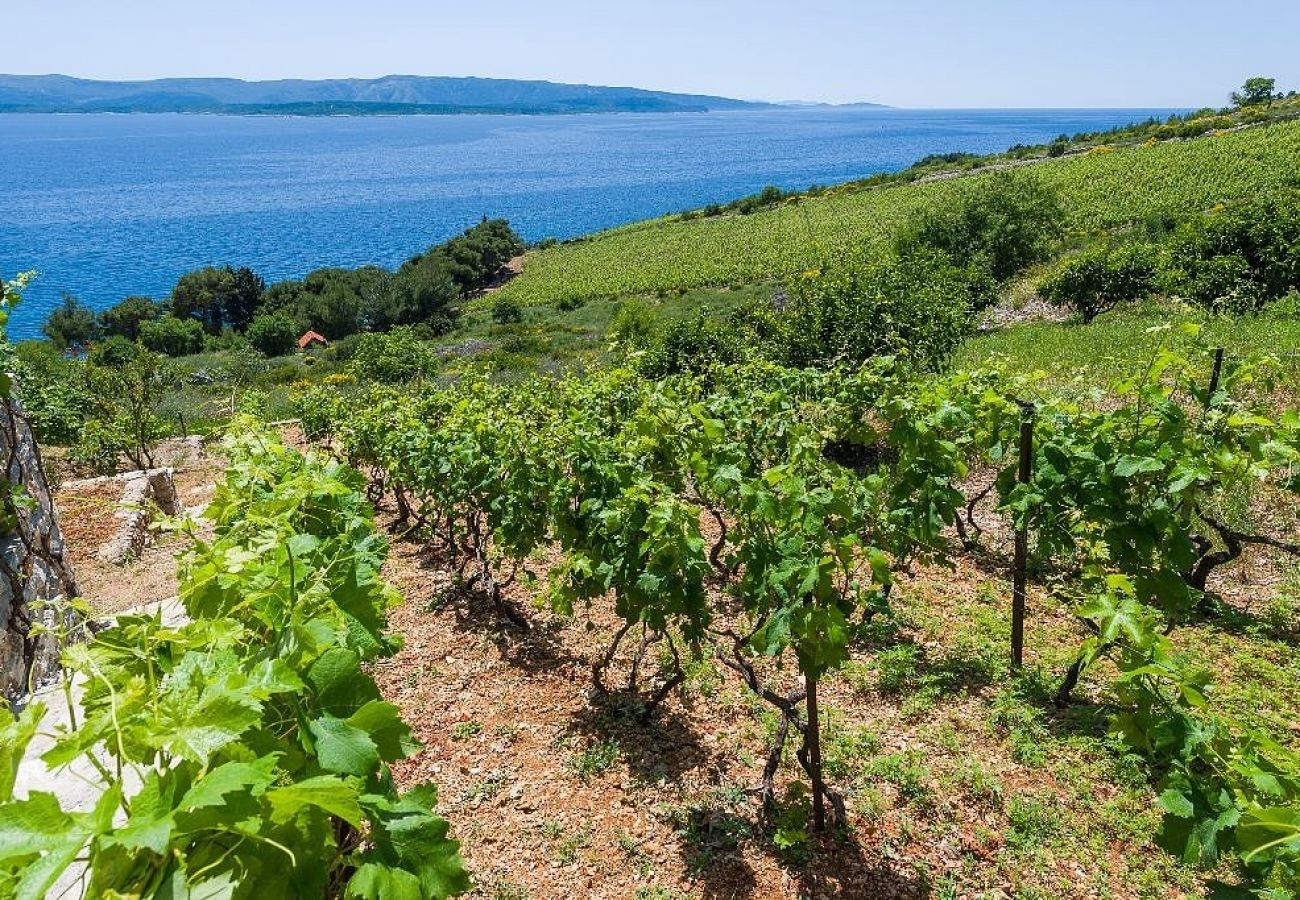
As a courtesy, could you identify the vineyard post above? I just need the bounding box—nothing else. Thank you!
[1011,401,1035,670]
[1207,347,1225,402]
[805,666,826,831]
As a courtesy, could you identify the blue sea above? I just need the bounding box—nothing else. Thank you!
[0,107,1180,340]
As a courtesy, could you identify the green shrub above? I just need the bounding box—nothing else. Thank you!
[898,173,1064,281]
[1163,193,1300,313]
[88,334,141,368]
[1039,242,1161,322]
[606,299,661,350]
[247,313,300,357]
[11,343,90,446]
[771,249,986,370]
[637,309,745,380]
[140,315,205,357]
[349,326,435,383]
[491,296,524,325]
[69,417,132,474]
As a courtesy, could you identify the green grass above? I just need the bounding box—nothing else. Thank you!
[496,119,1300,309]
[956,300,1300,386]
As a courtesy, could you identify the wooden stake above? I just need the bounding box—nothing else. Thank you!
[1011,402,1035,670]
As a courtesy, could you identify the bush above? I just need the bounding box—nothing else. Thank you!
[637,309,746,380]
[79,350,175,470]
[88,334,141,368]
[247,313,299,357]
[9,342,89,445]
[1163,194,1300,313]
[898,173,1064,281]
[606,300,661,350]
[349,326,435,383]
[771,249,986,370]
[1039,242,1161,322]
[42,294,100,349]
[69,417,133,475]
[98,295,160,341]
[140,315,205,357]
[491,296,524,325]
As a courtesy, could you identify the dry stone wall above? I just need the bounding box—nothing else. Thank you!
[0,397,80,708]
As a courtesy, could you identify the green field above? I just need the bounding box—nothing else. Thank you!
[496,119,1300,308]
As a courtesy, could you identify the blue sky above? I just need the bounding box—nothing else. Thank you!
[4,0,1297,107]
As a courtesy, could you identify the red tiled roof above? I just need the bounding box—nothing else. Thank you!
[297,330,328,349]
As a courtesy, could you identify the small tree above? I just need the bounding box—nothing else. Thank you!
[490,296,524,325]
[99,295,160,340]
[349,327,434,383]
[140,316,204,357]
[42,294,99,349]
[1039,242,1160,322]
[247,313,299,357]
[898,173,1064,282]
[76,350,174,471]
[1232,77,1277,108]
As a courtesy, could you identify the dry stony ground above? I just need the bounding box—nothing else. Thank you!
[62,438,1300,900]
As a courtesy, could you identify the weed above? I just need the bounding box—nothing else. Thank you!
[874,644,920,694]
[451,720,483,741]
[568,738,620,780]
[1006,795,1062,851]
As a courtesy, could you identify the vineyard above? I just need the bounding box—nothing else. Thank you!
[276,336,1300,896]
[493,119,1300,309]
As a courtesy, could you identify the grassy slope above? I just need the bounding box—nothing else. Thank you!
[497,119,1300,307]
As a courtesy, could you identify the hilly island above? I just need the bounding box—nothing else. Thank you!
[0,73,803,115]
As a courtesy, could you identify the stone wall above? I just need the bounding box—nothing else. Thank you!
[0,396,80,708]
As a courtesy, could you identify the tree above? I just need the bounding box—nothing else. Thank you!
[1232,77,1277,107]
[391,265,458,332]
[897,173,1064,283]
[42,294,99,349]
[170,266,253,335]
[75,349,173,471]
[227,266,267,332]
[1039,242,1160,322]
[139,315,204,357]
[98,295,160,340]
[491,295,524,325]
[247,313,299,357]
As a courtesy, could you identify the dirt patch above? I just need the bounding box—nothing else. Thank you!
[53,442,226,617]
[367,485,1217,899]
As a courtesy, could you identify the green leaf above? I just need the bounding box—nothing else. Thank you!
[1114,455,1163,477]
[345,863,424,900]
[308,715,380,776]
[0,703,43,800]
[1158,788,1195,819]
[162,688,262,763]
[178,757,279,811]
[348,701,420,762]
[267,776,365,828]
[1237,806,1300,862]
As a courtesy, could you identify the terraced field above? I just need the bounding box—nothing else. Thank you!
[495,119,1300,308]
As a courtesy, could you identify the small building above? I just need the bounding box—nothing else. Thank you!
[297,330,329,351]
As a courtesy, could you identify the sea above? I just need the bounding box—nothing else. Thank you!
[0,107,1181,340]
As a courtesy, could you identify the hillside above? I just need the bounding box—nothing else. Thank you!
[495,116,1300,307]
[0,73,779,115]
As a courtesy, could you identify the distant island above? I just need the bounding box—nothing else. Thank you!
[0,74,887,116]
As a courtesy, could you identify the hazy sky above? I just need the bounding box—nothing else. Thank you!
[4,0,1297,107]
